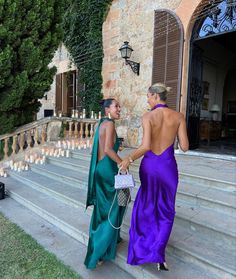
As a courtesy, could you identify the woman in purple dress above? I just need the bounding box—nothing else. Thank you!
[120,83,189,270]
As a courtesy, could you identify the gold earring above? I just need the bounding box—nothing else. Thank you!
[108,112,111,119]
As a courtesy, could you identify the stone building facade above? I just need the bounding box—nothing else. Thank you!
[102,0,236,150]
[40,0,236,152]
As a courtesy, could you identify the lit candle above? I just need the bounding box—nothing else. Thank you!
[75,111,79,118]
[66,150,70,158]
[30,155,34,163]
[53,111,57,117]
[14,163,17,171]
[98,111,101,119]
[87,139,90,147]
[59,112,62,117]
[94,113,97,119]
[9,160,14,168]
[25,165,29,171]
[83,109,86,119]
[57,141,61,148]
[91,111,94,119]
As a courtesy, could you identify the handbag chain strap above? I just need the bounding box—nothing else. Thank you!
[108,190,131,230]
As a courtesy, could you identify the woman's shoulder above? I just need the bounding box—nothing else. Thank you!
[101,119,115,129]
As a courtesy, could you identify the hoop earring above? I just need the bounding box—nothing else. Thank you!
[108,112,111,119]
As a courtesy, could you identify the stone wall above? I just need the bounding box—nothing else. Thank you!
[102,0,183,147]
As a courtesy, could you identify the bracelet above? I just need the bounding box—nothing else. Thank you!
[129,156,134,163]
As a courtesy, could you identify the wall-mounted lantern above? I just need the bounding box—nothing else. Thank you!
[119,41,140,76]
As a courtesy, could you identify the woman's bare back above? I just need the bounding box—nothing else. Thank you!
[147,108,188,154]
[98,121,116,161]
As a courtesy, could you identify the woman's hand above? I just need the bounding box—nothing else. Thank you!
[119,157,130,171]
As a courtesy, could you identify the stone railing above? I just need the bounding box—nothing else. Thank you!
[0,117,97,161]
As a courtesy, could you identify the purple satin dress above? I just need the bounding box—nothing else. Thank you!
[127,106,178,265]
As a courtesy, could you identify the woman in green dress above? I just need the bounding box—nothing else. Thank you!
[84,98,125,269]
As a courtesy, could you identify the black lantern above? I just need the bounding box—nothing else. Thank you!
[119,41,140,75]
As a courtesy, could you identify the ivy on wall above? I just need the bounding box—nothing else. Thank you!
[63,0,112,116]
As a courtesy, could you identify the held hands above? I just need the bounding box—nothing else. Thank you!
[119,157,130,171]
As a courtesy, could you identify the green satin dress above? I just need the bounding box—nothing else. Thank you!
[84,118,125,269]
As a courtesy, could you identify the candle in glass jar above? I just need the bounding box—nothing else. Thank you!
[82,109,86,119]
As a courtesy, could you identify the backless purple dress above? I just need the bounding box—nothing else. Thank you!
[127,105,178,265]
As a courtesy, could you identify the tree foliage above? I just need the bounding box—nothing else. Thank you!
[0,0,65,134]
[63,0,112,116]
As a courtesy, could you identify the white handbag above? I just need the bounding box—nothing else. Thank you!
[114,169,135,189]
[108,169,135,230]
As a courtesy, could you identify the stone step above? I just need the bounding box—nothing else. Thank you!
[0,198,135,279]
[48,156,90,173]
[5,170,236,252]
[175,150,236,162]
[2,178,224,279]
[21,161,236,246]
[177,183,236,216]
[175,153,236,184]
[47,156,236,217]
[71,150,236,192]
[30,163,88,189]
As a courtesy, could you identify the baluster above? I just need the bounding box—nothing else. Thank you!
[85,123,89,138]
[90,123,94,139]
[69,121,73,138]
[80,122,84,138]
[20,132,25,152]
[4,138,9,159]
[12,135,17,155]
[34,128,39,146]
[74,122,79,138]
[41,126,46,144]
[27,130,32,149]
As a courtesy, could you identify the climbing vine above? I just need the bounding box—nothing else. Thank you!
[63,0,112,116]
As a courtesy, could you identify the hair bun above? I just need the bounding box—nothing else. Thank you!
[99,99,105,106]
[166,86,172,93]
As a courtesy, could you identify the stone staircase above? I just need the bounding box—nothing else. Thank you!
[1,149,236,279]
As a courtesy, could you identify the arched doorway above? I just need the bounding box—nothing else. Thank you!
[187,0,236,155]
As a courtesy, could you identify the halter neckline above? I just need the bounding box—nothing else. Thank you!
[102,117,114,123]
[151,104,168,111]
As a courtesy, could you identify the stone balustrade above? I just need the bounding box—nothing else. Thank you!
[0,117,97,161]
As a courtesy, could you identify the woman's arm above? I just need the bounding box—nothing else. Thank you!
[119,114,151,169]
[104,121,122,165]
[177,114,189,152]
